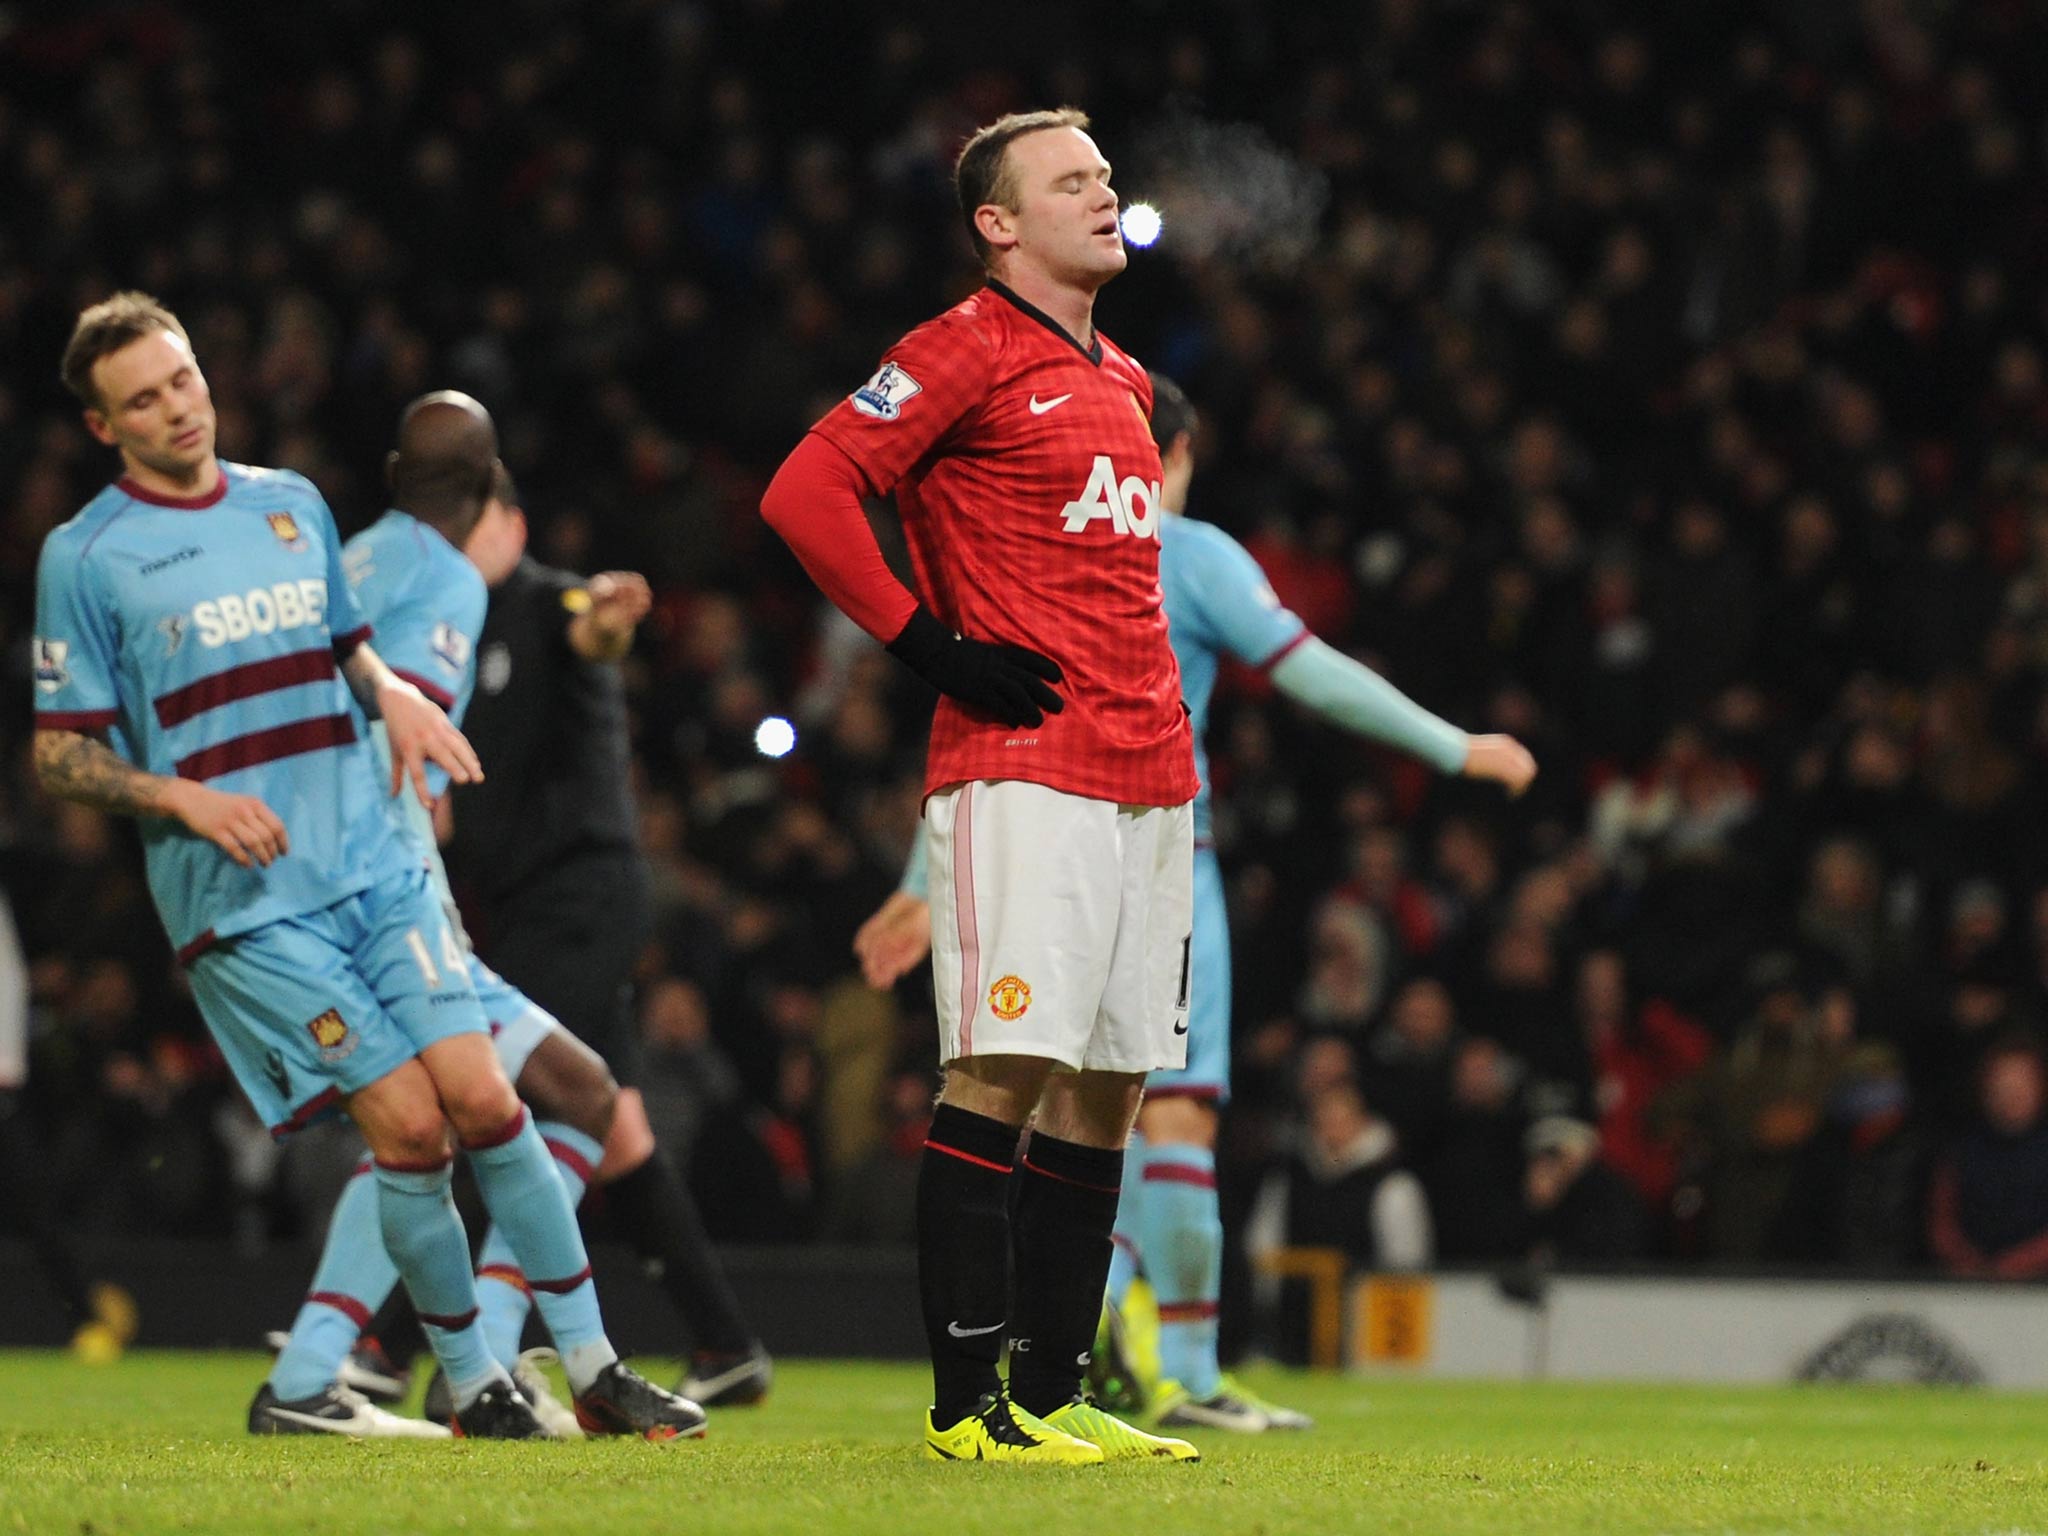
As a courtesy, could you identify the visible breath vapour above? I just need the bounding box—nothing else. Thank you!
[1124,115,1330,269]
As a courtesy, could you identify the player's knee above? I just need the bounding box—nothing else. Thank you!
[439,1066,523,1145]
[372,1108,453,1168]
[1138,1095,1217,1148]
[516,1035,618,1142]
[940,1053,1052,1126]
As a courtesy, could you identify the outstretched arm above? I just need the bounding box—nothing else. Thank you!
[1268,637,1535,794]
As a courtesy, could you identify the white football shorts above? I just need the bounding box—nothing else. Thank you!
[927,779,1193,1075]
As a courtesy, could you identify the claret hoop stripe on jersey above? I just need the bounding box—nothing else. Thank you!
[152,645,338,727]
[955,783,979,1055]
[174,712,357,781]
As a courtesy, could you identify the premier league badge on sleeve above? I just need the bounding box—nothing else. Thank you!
[32,637,70,695]
[429,622,472,673]
[851,361,922,421]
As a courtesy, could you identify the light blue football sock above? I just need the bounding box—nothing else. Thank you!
[463,1109,616,1392]
[374,1157,503,1408]
[1106,1130,1147,1309]
[474,1121,601,1369]
[1137,1143,1224,1401]
[269,1160,398,1401]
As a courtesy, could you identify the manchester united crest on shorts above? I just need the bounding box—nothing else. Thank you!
[305,1007,356,1063]
[266,512,307,551]
[988,975,1032,1021]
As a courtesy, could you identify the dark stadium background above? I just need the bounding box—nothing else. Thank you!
[4,0,2048,1352]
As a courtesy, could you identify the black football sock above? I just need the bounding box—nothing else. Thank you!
[1007,1130,1124,1418]
[603,1149,756,1356]
[364,1285,425,1370]
[919,1103,1022,1427]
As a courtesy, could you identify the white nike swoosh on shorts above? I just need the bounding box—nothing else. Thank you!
[948,1320,1006,1338]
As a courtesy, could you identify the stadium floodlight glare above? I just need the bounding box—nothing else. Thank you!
[755,716,797,758]
[1119,202,1163,248]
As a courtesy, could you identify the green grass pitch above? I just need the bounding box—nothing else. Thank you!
[4,1352,2048,1534]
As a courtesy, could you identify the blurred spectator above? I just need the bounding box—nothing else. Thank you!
[1773,1043,1925,1269]
[1423,1037,1531,1263]
[638,976,742,1178]
[1523,1116,1649,1265]
[1247,1073,1431,1358]
[1575,948,1712,1222]
[1666,952,1849,1262]
[1361,975,1460,1168]
[1928,1037,2048,1279]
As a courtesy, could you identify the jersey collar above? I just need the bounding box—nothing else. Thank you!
[987,280,1103,366]
[117,462,230,509]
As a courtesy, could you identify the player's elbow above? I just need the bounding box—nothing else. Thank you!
[758,454,803,538]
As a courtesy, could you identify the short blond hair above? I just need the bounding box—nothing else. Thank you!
[60,291,190,409]
[954,107,1092,267]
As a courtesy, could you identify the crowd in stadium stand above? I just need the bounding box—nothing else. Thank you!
[5,1,2048,1312]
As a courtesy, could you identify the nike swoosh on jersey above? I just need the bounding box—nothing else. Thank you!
[1028,393,1073,415]
[948,1319,1006,1338]
[1173,1021,1189,1035]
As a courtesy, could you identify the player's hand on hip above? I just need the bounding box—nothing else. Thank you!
[853,890,932,989]
[1462,734,1537,797]
[379,677,484,806]
[165,780,290,868]
[886,608,1065,728]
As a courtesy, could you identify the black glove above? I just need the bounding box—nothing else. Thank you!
[886,608,1065,727]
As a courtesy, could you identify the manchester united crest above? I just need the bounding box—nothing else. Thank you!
[305,1007,356,1063]
[988,975,1032,1022]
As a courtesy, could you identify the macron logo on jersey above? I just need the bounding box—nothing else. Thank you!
[850,361,921,420]
[191,579,329,648]
[1059,455,1163,540]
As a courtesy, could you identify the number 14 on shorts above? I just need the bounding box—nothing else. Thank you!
[404,923,467,988]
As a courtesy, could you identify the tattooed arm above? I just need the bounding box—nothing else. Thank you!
[33,729,288,868]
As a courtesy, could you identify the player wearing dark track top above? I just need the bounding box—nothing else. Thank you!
[447,468,770,1406]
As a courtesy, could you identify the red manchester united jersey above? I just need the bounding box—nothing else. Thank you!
[811,283,1197,808]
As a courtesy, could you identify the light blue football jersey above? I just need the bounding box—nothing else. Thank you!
[32,462,411,955]
[342,510,488,781]
[1158,514,1307,844]
[342,508,488,914]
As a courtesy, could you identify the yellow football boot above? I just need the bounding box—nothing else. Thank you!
[1041,1397,1200,1462]
[924,1392,1105,1465]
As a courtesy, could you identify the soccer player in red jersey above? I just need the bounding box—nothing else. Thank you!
[761,109,1200,1465]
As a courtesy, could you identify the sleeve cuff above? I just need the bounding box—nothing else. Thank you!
[1254,627,1312,672]
[392,669,456,712]
[35,707,119,730]
[331,625,373,660]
